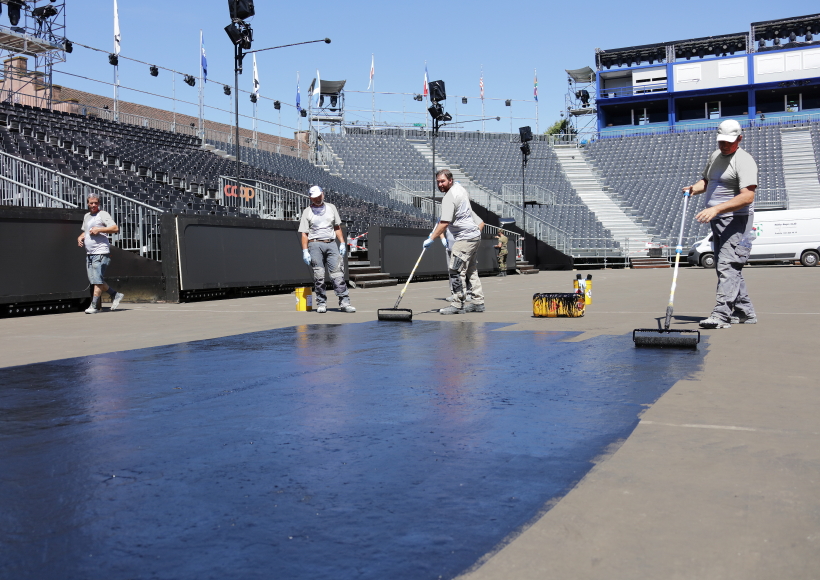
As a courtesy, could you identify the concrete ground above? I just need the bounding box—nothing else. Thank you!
[2,264,819,579]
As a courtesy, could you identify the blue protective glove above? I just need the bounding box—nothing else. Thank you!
[302,249,311,266]
[339,242,346,257]
[440,237,449,250]
[422,236,434,249]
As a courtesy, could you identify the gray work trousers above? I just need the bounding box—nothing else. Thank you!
[308,240,350,306]
[449,237,484,308]
[710,215,755,322]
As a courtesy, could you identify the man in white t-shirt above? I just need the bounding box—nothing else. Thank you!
[423,169,485,314]
[76,194,124,314]
[297,185,355,313]
[440,210,484,302]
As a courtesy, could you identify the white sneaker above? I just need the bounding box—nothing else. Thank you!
[85,305,100,314]
[699,316,730,329]
[340,304,356,313]
[110,292,124,311]
[316,304,327,313]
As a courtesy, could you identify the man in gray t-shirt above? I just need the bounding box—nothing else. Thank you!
[77,194,124,314]
[297,185,355,313]
[422,169,485,314]
[686,119,758,329]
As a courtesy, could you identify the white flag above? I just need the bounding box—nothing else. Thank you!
[314,69,321,107]
[252,54,260,97]
[113,0,121,55]
[367,54,374,90]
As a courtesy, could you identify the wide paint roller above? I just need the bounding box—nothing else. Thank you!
[377,247,428,322]
[634,189,700,349]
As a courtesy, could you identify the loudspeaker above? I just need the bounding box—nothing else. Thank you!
[228,0,255,20]
[428,80,446,103]
[519,126,532,143]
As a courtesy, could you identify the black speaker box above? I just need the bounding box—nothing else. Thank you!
[229,0,255,20]
[428,80,446,103]
[519,126,533,142]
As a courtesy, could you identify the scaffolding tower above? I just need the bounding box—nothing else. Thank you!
[0,1,67,108]
[564,66,597,143]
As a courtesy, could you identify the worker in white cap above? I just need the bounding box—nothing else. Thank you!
[297,185,355,313]
[685,119,758,329]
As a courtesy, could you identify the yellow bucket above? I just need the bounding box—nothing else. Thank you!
[532,293,586,318]
[295,287,313,311]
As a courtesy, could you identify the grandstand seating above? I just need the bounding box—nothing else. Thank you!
[0,101,429,239]
[585,125,789,243]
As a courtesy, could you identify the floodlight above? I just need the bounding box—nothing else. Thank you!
[149,65,158,77]
[414,94,423,101]
[273,100,280,109]
[108,54,119,66]
[250,93,257,103]
[330,95,338,108]
[224,85,231,95]
[300,109,307,117]
[184,75,196,87]
[64,39,73,53]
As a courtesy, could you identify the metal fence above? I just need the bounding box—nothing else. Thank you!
[0,149,165,261]
[500,183,556,206]
[218,176,310,220]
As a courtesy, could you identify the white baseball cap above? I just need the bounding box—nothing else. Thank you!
[716,119,742,143]
[309,185,323,198]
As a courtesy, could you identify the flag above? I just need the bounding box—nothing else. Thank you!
[367,54,374,90]
[534,70,538,102]
[480,70,484,100]
[296,72,300,112]
[423,64,429,97]
[200,32,207,83]
[252,54,260,97]
[314,69,321,106]
[113,0,121,55]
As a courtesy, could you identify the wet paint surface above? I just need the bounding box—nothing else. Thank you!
[0,322,706,579]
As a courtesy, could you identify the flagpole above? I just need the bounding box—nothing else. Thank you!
[370,54,375,128]
[113,0,119,122]
[534,68,539,134]
[198,30,204,141]
[480,65,485,133]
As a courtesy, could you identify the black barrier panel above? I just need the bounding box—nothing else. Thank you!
[176,216,314,291]
[0,206,90,304]
[371,226,497,278]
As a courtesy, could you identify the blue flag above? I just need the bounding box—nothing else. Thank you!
[200,32,207,83]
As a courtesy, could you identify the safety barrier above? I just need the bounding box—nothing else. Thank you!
[218,176,310,220]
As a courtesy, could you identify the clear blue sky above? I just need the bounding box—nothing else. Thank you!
[55,1,819,139]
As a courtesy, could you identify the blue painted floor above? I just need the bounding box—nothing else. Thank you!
[0,321,706,580]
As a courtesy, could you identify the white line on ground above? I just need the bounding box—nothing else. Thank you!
[641,420,757,432]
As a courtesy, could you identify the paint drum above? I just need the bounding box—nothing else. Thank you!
[377,308,413,322]
[633,329,700,349]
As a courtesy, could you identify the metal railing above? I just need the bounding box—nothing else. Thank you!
[0,150,166,261]
[483,224,523,259]
[598,83,668,99]
[218,176,310,220]
[501,183,556,206]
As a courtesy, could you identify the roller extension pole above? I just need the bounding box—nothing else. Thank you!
[664,190,690,330]
[377,247,427,321]
[392,247,426,309]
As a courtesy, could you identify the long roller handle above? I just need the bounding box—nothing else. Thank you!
[665,190,690,330]
[393,247,427,309]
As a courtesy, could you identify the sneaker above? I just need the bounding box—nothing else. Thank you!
[699,316,731,329]
[316,304,327,313]
[729,314,757,324]
[84,305,100,314]
[340,304,356,313]
[439,305,466,315]
[110,292,124,311]
[464,303,485,313]
[445,294,458,302]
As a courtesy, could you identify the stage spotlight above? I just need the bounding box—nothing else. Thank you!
[149,65,158,77]
[273,100,280,109]
[250,93,257,103]
[789,31,797,43]
[414,94,423,101]
[64,39,73,53]
[108,54,119,66]
[774,37,781,46]
[324,38,331,44]
[7,1,23,26]
[807,32,814,41]
[228,0,255,20]
[300,109,307,117]
[697,48,705,59]
[505,99,511,106]
[224,85,231,95]
[462,97,467,104]
[184,75,196,87]
[758,39,766,49]
[330,95,338,108]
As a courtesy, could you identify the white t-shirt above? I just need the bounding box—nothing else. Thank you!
[444,210,482,246]
[82,210,116,255]
[440,182,480,241]
[701,148,758,217]
[298,202,342,240]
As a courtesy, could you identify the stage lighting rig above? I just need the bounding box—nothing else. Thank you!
[7,0,24,27]
[149,65,158,77]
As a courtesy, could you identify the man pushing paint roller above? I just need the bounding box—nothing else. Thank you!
[423,170,485,315]
[684,119,758,329]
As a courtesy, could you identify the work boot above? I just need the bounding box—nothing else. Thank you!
[316,304,327,313]
[699,316,730,329]
[729,314,757,324]
[464,303,485,313]
[439,305,465,315]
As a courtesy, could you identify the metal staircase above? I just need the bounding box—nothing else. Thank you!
[780,127,820,210]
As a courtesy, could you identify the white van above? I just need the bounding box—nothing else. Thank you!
[688,208,820,268]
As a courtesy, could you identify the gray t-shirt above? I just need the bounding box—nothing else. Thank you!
[440,183,480,241]
[444,210,481,245]
[298,202,342,240]
[82,210,116,255]
[701,148,758,217]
